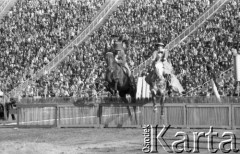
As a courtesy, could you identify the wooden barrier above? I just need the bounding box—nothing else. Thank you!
[58,104,99,128]
[99,103,143,128]
[17,104,57,128]
[16,96,240,104]
[15,97,240,129]
[186,104,231,129]
[232,105,240,129]
[165,104,186,128]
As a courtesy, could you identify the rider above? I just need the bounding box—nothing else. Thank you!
[110,34,119,51]
[152,42,168,80]
[104,34,119,54]
[114,42,131,76]
[114,41,135,89]
[151,42,184,94]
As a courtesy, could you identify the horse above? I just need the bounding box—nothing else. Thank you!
[105,52,137,122]
[105,52,136,104]
[0,97,16,121]
[145,61,171,116]
[6,98,16,120]
[0,103,4,120]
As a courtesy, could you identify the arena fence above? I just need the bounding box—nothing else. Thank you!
[17,96,240,104]
[17,104,58,128]
[10,97,240,129]
[58,104,100,128]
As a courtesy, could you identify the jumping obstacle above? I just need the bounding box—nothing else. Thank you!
[5,96,240,129]
[136,76,150,99]
[16,104,58,128]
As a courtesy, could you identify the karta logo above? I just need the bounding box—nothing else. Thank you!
[142,125,239,153]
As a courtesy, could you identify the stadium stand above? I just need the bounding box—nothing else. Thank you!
[174,0,240,96]
[26,0,217,97]
[0,0,105,96]
[1,0,240,98]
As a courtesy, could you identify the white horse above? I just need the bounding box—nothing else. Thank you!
[146,50,184,113]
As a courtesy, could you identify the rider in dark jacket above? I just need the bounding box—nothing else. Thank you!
[114,42,131,76]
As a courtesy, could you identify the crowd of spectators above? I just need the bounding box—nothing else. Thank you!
[0,0,105,96]
[25,0,217,97]
[1,0,240,98]
[171,0,240,96]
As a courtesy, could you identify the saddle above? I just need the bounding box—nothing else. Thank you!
[108,63,130,78]
[145,69,158,85]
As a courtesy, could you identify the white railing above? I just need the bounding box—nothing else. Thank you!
[9,0,122,97]
[185,67,233,96]
[0,0,9,14]
[132,0,230,77]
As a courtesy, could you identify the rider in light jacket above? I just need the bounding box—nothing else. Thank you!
[152,42,167,80]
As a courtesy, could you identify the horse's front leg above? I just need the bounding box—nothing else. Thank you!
[114,80,118,96]
[151,90,157,111]
[160,92,165,116]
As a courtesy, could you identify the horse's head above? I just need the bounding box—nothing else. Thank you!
[105,52,114,69]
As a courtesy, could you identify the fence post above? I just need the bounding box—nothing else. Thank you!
[98,104,103,128]
[17,106,20,128]
[164,106,168,125]
[230,104,233,130]
[55,105,58,128]
[3,97,7,121]
[184,104,187,128]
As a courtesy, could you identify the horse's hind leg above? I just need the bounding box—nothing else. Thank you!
[151,90,157,112]
[160,93,165,116]
[130,92,138,124]
[119,93,132,121]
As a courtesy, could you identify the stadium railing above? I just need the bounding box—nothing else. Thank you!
[184,67,234,96]
[0,0,17,22]
[0,0,8,14]
[8,0,123,98]
[132,0,230,77]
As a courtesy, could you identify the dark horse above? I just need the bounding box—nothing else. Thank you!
[0,98,16,121]
[105,52,136,104]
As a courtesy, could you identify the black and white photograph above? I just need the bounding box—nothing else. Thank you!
[0,0,240,153]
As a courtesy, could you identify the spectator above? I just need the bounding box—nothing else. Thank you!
[0,0,105,94]
[5,0,240,98]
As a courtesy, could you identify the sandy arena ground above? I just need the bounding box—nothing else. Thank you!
[0,127,239,154]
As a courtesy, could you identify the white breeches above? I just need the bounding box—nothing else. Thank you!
[155,62,164,80]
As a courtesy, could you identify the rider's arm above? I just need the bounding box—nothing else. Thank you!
[150,51,157,69]
[115,55,119,62]
[152,51,157,62]
[163,49,169,61]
